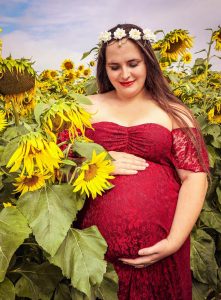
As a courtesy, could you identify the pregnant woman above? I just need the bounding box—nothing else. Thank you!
[78,23,209,300]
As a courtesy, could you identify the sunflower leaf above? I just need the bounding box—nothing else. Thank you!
[80,47,98,60]
[200,208,221,233]
[74,141,107,160]
[17,184,79,256]
[191,229,218,288]
[192,278,210,300]
[0,207,31,282]
[0,277,15,300]
[49,226,107,298]
[69,93,92,105]
[15,262,62,300]
[34,102,51,126]
[0,137,20,166]
[94,262,119,300]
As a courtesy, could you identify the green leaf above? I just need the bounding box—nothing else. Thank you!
[1,125,28,142]
[0,137,20,166]
[191,229,218,287]
[207,145,218,168]
[95,262,119,300]
[34,102,51,125]
[0,207,31,282]
[15,262,62,300]
[80,47,98,60]
[217,186,221,207]
[54,283,72,300]
[17,184,79,256]
[192,278,210,300]
[61,159,77,166]
[71,287,92,300]
[84,78,98,95]
[15,276,45,300]
[70,93,92,105]
[0,277,15,300]
[200,208,221,233]
[204,124,221,138]
[49,226,107,298]
[74,141,107,160]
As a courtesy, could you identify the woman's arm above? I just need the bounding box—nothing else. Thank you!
[167,169,208,250]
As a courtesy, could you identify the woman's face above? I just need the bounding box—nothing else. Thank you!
[105,38,147,97]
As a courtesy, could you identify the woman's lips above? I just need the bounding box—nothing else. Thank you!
[119,80,135,87]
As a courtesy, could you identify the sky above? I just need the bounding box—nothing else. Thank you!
[0,0,220,73]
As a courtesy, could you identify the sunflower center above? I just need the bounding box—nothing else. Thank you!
[167,38,183,53]
[84,164,98,181]
[65,62,73,70]
[23,175,39,187]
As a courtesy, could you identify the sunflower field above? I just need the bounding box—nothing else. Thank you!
[0,27,221,300]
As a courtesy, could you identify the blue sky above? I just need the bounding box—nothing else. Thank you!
[0,0,220,72]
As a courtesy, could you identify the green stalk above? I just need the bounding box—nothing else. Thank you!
[202,31,214,113]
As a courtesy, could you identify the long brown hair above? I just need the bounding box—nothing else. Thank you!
[96,23,210,177]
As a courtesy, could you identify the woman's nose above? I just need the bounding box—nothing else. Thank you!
[121,67,130,80]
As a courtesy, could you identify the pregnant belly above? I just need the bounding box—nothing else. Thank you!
[79,162,181,261]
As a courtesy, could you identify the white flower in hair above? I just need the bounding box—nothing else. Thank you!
[143,28,157,42]
[113,28,126,40]
[129,28,141,40]
[99,31,112,43]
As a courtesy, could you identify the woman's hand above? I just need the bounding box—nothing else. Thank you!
[109,151,149,175]
[119,238,179,268]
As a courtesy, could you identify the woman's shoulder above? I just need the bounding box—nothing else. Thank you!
[87,91,114,102]
[85,91,113,108]
[81,91,113,116]
[170,102,195,129]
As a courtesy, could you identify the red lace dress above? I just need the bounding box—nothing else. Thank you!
[77,122,209,300]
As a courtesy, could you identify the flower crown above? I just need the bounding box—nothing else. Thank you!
[98,28,157,46]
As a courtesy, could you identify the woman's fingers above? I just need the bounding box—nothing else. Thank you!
[109,151,149,175]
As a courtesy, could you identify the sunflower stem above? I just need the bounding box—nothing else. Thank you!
[11,99,20,126]
[202,30,214,113]
[68,167,80,184]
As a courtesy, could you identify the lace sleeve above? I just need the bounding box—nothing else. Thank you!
[171,128,209,172]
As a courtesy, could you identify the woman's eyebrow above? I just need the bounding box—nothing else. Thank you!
[107,59,141,65]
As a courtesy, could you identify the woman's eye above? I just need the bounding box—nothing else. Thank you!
[110,63,138,71]
[129,64,138,68]
[110,67,119,70]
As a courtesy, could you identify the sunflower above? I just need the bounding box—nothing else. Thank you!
[40,70,51,80]
[159,61,169,70]
[49,70,59,79]
[82,68,92,77]
[6,132,64,176]
[0,110,8,132]
[173,88,183,97]
[182,52,192,63]
[61,59,75,70]
[212,28,221,51]
[77,65,85,72]
[208,104,221,124]
[13,172,51,196]
[3,87,36,117]
[63,70,76,82]
[43,100,93,140]
[73,151,115,199]
[89,60,96,67]
[75,70,81,79]
[159,29,193,61]
[20,96,36,116]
